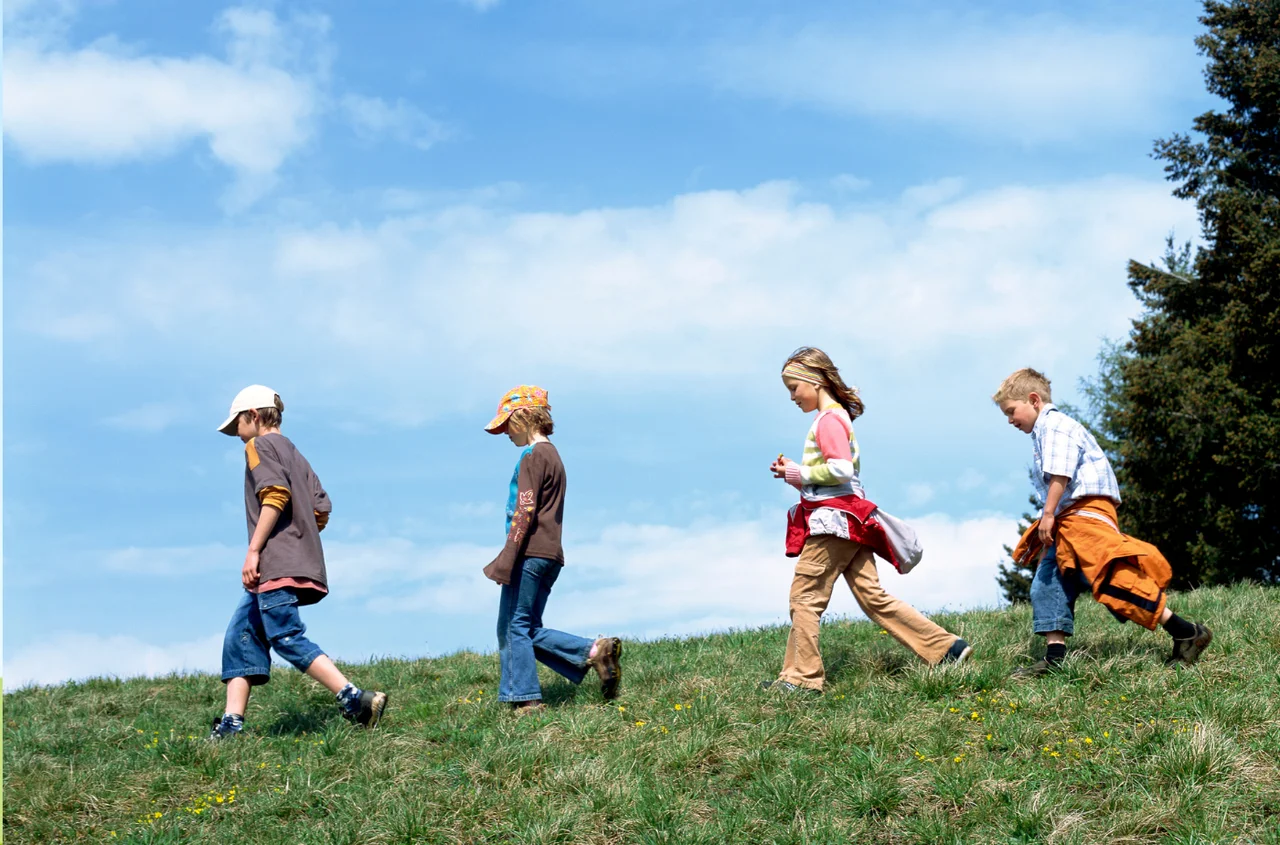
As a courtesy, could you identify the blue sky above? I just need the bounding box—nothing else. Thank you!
[3,0,1212,686]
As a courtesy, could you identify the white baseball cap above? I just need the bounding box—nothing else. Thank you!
[218,385,280,435]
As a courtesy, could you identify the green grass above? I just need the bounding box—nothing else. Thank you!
[5,584,1280,844]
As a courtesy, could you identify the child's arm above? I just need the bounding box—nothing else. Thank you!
[1038,475,1070,544]
[313,475,332,532]
[243,504,282,589]
[483,450,543,585]
[244,438,292,586]
[781,414,854,488]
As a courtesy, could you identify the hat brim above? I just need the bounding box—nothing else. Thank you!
[217,412,241,435]
[484,411,511,434]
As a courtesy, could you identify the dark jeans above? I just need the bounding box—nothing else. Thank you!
[496,557,593,702]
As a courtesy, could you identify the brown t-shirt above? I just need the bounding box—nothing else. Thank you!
[244,433,332,604]
[483,441,566,585]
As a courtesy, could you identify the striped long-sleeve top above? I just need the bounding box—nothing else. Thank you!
[783,405,866,539]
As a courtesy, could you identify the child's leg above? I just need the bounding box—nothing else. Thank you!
[1029,547,1082,642]
[779,535,851,690]
[496,559,544,703]
[257,588,387,724]
[521,557,593,684]
[220,591,273,710]
[842,546,956,665]
[213,591,272,737]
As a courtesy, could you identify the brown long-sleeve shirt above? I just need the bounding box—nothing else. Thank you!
[484,442,566,585]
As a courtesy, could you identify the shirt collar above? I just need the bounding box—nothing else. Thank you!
[1031,403,1059,436]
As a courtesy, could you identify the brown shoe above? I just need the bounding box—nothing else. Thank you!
[1167,623,1213,667]
[589,637,622,700]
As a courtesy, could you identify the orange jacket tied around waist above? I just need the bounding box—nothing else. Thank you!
[1012,496,1172,630]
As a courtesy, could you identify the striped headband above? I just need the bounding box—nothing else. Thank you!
[781,362,825,385]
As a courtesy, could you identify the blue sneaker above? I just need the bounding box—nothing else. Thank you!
[208,714,243,741]
[940,638,973,665]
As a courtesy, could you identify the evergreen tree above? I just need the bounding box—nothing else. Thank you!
[1090,0,1280,586]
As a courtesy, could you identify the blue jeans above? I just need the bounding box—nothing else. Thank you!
[1030,547,1092,636]
[497,557,593,702]
[221,587,325,685]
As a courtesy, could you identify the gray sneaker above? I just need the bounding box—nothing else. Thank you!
[1167,623,1213,667]
[759,680,822,696]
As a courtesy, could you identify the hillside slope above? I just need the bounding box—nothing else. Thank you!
[4,584,1280,844]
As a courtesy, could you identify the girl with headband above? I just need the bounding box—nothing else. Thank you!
[763,347,972,694]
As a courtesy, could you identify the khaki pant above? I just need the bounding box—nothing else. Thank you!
[779,534,956,690]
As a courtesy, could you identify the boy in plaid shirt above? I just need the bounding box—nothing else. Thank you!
[993,368,1213,677]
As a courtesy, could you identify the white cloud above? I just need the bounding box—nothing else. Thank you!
[101,402,190,433]
[9,175,1199,423]
[103,543,238,575]
[905,483,937,507]
[341,94,449,151]
[3,6,330,209]
[707,19,1200,142]
[4,632,224,688]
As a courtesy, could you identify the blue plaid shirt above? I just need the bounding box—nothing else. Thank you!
[1031,405,1121,514]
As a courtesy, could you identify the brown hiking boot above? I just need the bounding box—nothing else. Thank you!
[589,637,622,700]
[1167,623,1213,667]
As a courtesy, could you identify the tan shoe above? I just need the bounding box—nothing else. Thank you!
[588,637,623,700]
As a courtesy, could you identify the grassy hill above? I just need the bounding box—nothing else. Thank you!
[4,584,1280,844]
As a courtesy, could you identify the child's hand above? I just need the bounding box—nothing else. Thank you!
[771,455,793,479]
[1038,513,1056,545]
[242,550,261,590]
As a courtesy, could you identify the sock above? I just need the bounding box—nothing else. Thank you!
[1045,643,1067,664]
[1162,613,1197,640]
[336,683,363,714]
[220,713,244,731]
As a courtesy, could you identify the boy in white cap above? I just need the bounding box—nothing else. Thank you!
[210,385,387,739]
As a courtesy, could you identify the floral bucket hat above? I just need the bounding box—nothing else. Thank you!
[484,385,550,434]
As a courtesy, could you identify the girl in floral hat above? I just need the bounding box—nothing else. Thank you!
[764,348,972,695]
[483,385,622,712]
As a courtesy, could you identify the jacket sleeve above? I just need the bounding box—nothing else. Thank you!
[1011,519,1042,567]
[484,448,542,584]
[802,413,856,486]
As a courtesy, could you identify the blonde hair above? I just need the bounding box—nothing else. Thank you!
[782,347,865,419]
[510,406,554,436]
[992,368,1052,404]
[240,394,284,429]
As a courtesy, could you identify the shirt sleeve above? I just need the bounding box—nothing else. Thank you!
[246,438,291,498]
[802,413,856,486]
[1037,417,1084,482]
[258,486,291,511]
[484,447,544,584]
[312,472,331,531]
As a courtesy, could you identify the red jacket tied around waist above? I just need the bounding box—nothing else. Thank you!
[786,494,923,574]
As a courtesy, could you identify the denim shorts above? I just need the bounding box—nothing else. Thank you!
[221,587,325,685]
[1029,546,1092,636]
